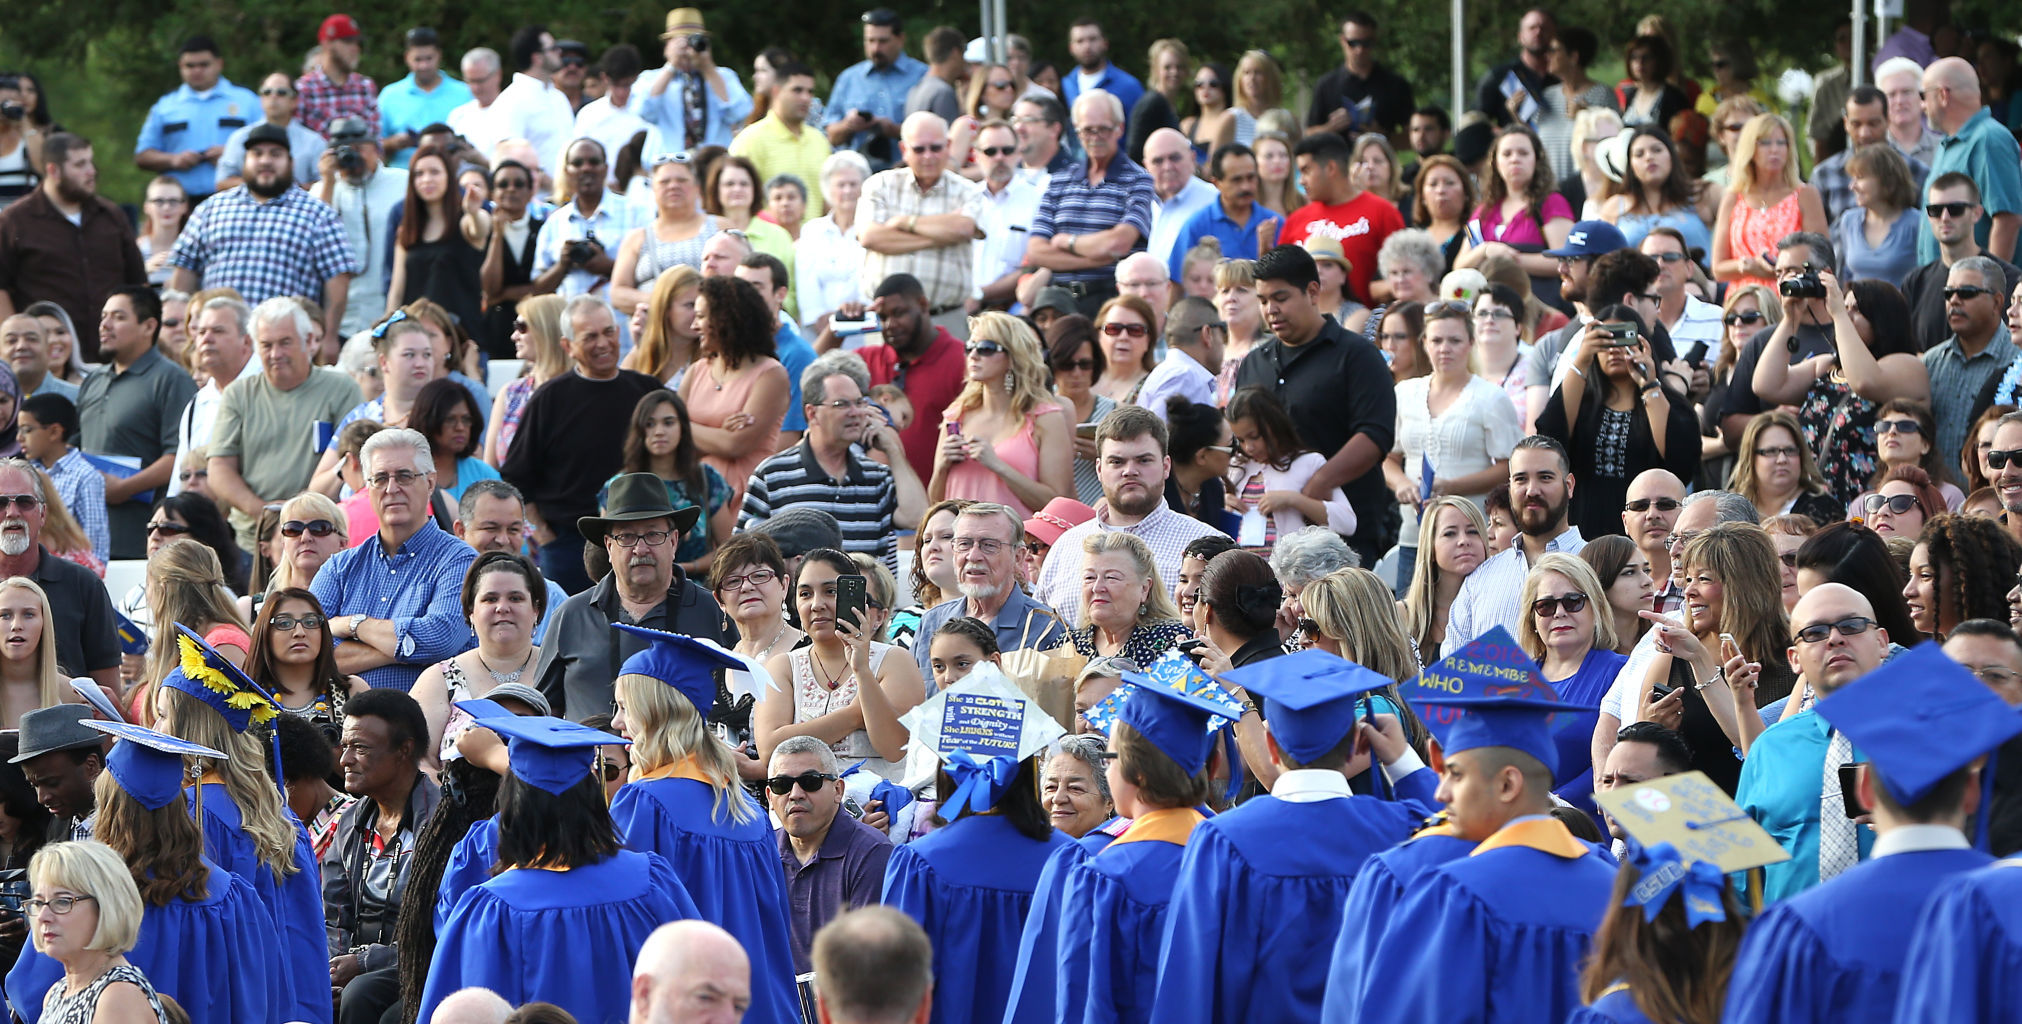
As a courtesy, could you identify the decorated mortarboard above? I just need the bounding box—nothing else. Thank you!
[1081,684,1133,738]
[613,624,776,716]
[1815,643,2022,808]
[474,714,631,796]
[1596,770,1789,925]
[1084,650,1242,739]
[1117,671,1243,775]
[86,720,227,811]
[898,663,1064,814]
[1224,648,1400,764]
[161,623,279,733]
[1404,627,1581,777]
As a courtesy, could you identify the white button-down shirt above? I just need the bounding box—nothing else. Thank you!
[1148,177,1219,268]
[1442,526,1588,656]
[533,197,642,298]
[170,353,263,496]
[972,177,1043,299]
[495,73,577,178]
[1138,347,1217,420]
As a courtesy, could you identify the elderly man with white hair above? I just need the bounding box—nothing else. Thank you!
[858,111,985,335]
[1025,89,1158,317]
[1143,126,1217,268]
[630,920,753,1024]
[168,294,261,498]
[1874,56,1940,171]
[1114,252,1174,332]
[430,988,512,1024]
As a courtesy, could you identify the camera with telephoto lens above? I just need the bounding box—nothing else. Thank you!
[1779,266,1825,299]
[334,144,364,175]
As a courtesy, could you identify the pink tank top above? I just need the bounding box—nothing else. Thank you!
[685,357,786,507]
[942,401,1062,519]
[1728,190,1804,292]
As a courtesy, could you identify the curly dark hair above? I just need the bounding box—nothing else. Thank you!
[395,757,501,1023]
[698,275,778,371]
[1479,124,1555,225]
[410,378,484,460]
[1917,514,2022,637]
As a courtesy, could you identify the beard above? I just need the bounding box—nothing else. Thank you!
[245,170,292,198]
[54,175,93,205]
[1516,487,1569,536]
[0,522,30,557]
[1109,482,1162,518]
[958,577,1007,604]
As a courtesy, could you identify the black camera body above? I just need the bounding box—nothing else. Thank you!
[335,144,365,175]
[565,231,600,265]
[688,33,709,53]
[0,101,21,122]
[0,869,27,918]
[1779,267,1825,299]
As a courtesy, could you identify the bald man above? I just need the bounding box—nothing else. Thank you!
[1738,582,1893,902]
[1115,251,1175,329]
[1919,56,2022,263]
[630,920,753,1024]
[812,907,933,1024]
[430,988,512,1024]
[859,111,986,334]
[1144,127,1217,268]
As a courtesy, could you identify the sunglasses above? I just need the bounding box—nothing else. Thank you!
[988,79,1013,89]
[977,146,1015,157]
[908,142,947,154]
[1649,251,1690,263]
[146,521,190,535]
[1053,358,1096,372]
[765,771,838,795]
[0,495,39,513]
[259,87,296,97]
[1926,201,1975,219]
[1946,285,1996,301]
[1722,310,1764,327]
[1530,594,1589,617]
[1987,447,2022,469]
[1862,493,1923,515]
[512,319,529,332]
[1779,551,1798,569]
[1623,497,1681,512]
[1793,615,1878,644]
[1100,322,1148,338]
[281,519,339,538]
[1875,419,1922,436]
[964,341,1006,356]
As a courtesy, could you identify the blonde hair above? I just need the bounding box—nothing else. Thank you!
[629,265,701,381]
[1233,50,1283,112]
[1306,568,1419,683]
[615,673,759,825]
[1569,107,1625,180]
[144,540,250,702]
[28,841,145,954]
[1401,496,1489,653]
[269,492,347,592]
[1077,532,1182,627]
[516,294,572,383]
[1729,112,1801,196]
[157,687,301,880]
[1727,410,1828,506]
[1516,553,1619,660]
[948,312,1056,422]
[1212,257,1256,292]
[848,552,897,643]
[0,578,62,711]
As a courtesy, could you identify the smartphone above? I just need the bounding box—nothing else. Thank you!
[1838,764,1866,819]
[1178,637,1208,662]
[1602,322,1638,347]
[1650,678,1676,699]
[944,421,961,437]
[843,796,866,819]
[1682,340,1710,365]
[1719,633,1739,662]
[833,574,868,631]
[1075,422,1099,439]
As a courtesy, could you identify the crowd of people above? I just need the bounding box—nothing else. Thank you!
[8,2,2022,1023]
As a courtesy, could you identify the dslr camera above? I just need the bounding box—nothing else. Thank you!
[687,33,710,53]
[565,231,600,265]
[335,145,365,175]
[1779,265,1825,299]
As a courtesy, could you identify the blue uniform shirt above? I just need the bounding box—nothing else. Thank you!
[137,76,263,196]
[822,55,928,156]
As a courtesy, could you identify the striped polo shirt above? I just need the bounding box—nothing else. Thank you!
[738,440,898,573]
[1029,154,1157,284]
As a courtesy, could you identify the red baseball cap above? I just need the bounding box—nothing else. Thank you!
[318,14,362,44]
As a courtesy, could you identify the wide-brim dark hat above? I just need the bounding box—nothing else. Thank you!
[579,473,703,545]
[11,704,104,763]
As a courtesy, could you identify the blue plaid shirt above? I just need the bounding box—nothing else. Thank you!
[169,184,361,307]
[309,519,476,692]
[38,448,107,565]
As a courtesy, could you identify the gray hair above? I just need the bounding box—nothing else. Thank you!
[338,330,379,378]
[1378,228,1444,283]
[248,296,311,341]
[819,150,872,193]
[0,459,46,503]
[561,294,615,336]
[1683,488,1760,525]
[1776,231,1836,275]
[801,350,871,408]
[764,173,808,202]
[460,47,501,78]
[457,479,525,523]
[159,288,191,306]
[1269,526,1357,588]
[956,501,1023,543]
[1072,88,1125,126]
[1046,734,1113,804]
[770,734,842,775]
[1954,255,2006,295]
[198,295,253,338]
[359,427,432,471]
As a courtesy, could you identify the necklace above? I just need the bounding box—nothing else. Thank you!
[809,646,851,691]
[745,619,791,662]
[475,647,535,686]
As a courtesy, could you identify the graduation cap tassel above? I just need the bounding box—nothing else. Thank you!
[187,758,206,824]
[1219,727,1242,806]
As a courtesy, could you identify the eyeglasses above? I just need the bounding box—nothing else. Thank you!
[1754,445,1800,461]
[281,519,339,538]
[820,397,870,410]
[977,146,1015,157]
[1053,358,1096,372]
[1666,529,1702,550]
[607,529,672,548]
[716,568,780,592]
[178,470,208,482]
[269,614,326,632]
[1472,308,1515,322]
[1649,251,1690,263]
[766,771,838,795]
[1075,124,1118,138]
[1926,201,1976,219]
[965,341,1005,357]
[259,87,296,97]
[1971,665,2021,688]
[908,142,947,155]
[1862,493,1923,515]
[1530,593,1590,618]
[145,521,190,536]
[1987,447,2022,469]
[146,196,185,206]
[1875,419,1922,436]
[1623,497,1681,512]
[952,537,1008,555]
[366,470,428,490]
[23,895,94,917]
[1100,322,1148,338]
[1793,615,1878,644]
[1342,36,1374,49]
[650,152,694,167]
[1946,285,1996,301]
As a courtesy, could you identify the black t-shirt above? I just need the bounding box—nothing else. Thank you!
[499,369,665,530]
[1306,63,1416,137]
[1903,254,2022,352]
[1711,320,1835,434]
[1474,59,1558,127]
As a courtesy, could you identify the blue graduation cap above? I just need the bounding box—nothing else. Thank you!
[613,623,745,717]
[161,623,279,733]
[454,698,518,722]
[477,714,631,795]
[1224,649,1400,763]
[1815,643,2022,808]
[1404,628,1579,777]
[1082,684,1133,738]
[1117,672,1242,775]
[85,720,227,811]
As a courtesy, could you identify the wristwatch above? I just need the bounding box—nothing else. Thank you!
[347,613,366,640]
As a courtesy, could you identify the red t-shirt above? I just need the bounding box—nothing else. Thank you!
[860,327,967,484]
[1277,192,1405,305]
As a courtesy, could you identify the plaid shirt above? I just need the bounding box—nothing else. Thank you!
[168,185,361,307]
[1029,155,1157,284]
[309,519,476,692]
[860,167,985,310]
[38,447,108,565]
[295,66,380,138]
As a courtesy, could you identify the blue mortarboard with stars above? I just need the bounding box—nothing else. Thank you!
[1816,643,2022,808]
[1116,673,1242,775]
[475,715,631,795]
[161,623,279,733]
[613,623,749,717]
[87,720,227,811]
[1224,648,1403,763]
[1404,627,1582,777]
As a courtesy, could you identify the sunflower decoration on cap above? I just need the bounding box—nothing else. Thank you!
[166,623,279,732]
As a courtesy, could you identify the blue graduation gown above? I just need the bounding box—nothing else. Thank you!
[883,812,1071,1024]
[190,781,332,1024]
[436,815,500,930]
[1004,829,1112,1024]
[1058,809,1202,1024]
[418,850,696,1024]
[1148,793,1425,1024]
[1319,827,1476,1024]
[609,774,800,1024]
[1894,855,2022,1023]
[1566,988,1659,1023]
[5,858,277,1024]
[1724,846,1993,1024]
[1353,819,1617,1024]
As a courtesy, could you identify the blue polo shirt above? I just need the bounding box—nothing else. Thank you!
[1735,707,1877,903]
[377,73,474,168]
[136,76,263,196]
[775,319,817,433]
[1061,63,1146,131]
[1167,198,1284,280]
[1919,106,2022,262]
[822,55,928,154]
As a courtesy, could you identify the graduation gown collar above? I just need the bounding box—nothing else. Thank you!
[1470,815,1591,860]
[1108,807,1205,847]
[634,755,715,784]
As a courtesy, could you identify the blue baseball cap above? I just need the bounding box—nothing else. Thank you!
[1543,220,1629,259]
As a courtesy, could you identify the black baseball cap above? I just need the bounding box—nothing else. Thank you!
[245,123,293,152]
[861,8,902,27]
[404,27,440,49]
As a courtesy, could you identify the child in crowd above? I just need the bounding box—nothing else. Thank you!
[1224,388,1355,556]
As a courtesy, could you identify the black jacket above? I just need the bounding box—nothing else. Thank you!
[321,774,442,968]
[532,568,731,720]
